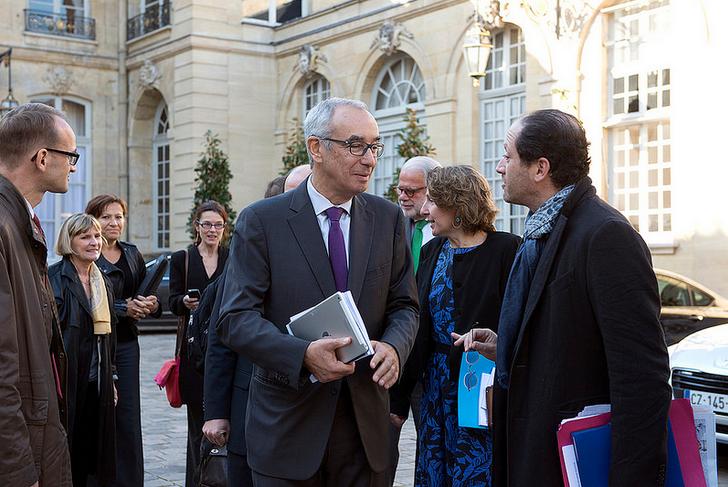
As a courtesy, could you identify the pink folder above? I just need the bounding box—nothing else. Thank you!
[670,399,707,487]
[557,412,612,487]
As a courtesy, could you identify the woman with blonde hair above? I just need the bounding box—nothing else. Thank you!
[49,213,117,487]
[391,165,520,486]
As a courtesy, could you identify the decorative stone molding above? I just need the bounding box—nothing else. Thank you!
[371,20,413,56]
[549,0,593,39]
[294,45,327,78]
[43,66,73,96]
[139,60,161,89]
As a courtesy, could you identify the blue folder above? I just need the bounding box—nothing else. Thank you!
[456,351,495,429]
[571,421,684,487]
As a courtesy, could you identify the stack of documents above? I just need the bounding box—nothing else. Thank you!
[557,398,710,487]
[286,291,374,364]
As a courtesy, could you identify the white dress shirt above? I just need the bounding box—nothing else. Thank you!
[307,177,352,268]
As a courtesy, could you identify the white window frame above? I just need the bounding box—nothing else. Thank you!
[152,102,171,251]
[370,55,426,197]
[303,76,330,119]
[30,95,92,260]
[479,26,526,234]
[605,0,672,248]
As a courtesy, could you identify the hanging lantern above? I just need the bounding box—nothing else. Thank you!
[462,24,492,87]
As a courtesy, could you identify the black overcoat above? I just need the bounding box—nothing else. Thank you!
[49,257,117,485]
[492,178,672,487]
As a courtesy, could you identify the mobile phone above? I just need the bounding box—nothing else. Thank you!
[187,289,201,300]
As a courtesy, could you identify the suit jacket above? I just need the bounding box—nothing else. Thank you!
[492,178,671,487]
[217,180,419,479]
[204,265,253,457]
[390,233,519,417]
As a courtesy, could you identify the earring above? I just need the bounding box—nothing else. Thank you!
[453,216,462,228]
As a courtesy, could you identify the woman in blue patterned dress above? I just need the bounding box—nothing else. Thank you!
[391,165,520,486]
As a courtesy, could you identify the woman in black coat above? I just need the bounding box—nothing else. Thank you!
[169,200,229,487]
[390,166,519,486]
[85,194,160,487]
[49,213,117,487]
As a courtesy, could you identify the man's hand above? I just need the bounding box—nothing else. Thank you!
[369,340,399,389]
[390,413,406,428]
[203,419,230,447]
[451,328,498,361]
[303,337,356,383]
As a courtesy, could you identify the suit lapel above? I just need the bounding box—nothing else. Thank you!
[287,183,336,299]
[347,195,373,303]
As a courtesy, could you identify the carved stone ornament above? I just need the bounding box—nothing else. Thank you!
[139,60,161,88]
[371,20,414,56]
[294,45,327,78]
[549,0,593,39]
[43,66,73,96]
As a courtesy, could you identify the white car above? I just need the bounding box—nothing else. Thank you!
[669,323,728,444]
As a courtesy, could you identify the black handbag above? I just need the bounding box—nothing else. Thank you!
[199,437,228,487]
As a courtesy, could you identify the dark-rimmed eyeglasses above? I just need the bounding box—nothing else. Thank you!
[315,136,384,158]
[396,186,426,198]
[32,148,80,166]
[196,221,225,230]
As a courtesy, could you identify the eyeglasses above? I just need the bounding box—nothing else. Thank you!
[396,186,426,198]
[463,350,480,391]
[32,148,80,166]
[315,136,384,158]
[196,221,225,230]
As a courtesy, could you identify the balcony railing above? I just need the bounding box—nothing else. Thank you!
[127,1,171,41]
[24,9,96,40]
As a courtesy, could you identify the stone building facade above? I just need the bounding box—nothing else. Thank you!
[1,0,726,296]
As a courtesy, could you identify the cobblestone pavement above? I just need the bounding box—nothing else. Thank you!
[140,333,728,486]
[139,333,417,486]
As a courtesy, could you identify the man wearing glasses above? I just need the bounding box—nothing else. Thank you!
[386,155,440,486]
[0,103,77,487]
[218,97,418,486]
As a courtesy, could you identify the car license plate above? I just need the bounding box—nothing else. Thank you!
[685,389,728,413]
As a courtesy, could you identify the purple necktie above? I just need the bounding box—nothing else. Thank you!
[325,207,348,292]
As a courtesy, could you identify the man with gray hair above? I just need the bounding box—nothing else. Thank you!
[0,103,77,486]
[386,155,440,485]
[218,97,418,486]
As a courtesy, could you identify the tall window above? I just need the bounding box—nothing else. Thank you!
[371,55,426,196]
[606,0,671,244]
[31,97,91,258]
[28,0,87,17]
[303,76,330,118]
[479,26,526,234]
[153,103,170,250]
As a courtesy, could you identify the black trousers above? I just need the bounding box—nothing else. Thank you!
[228,450,254,487]
[386,382,423,487]
[110,339,144,487]
[252,387,386,487]
[186,400,204,487]
[71,382,100,487]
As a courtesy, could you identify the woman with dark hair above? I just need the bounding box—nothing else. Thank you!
[85,194,160,487]
[391,165,520,486]
[169,200,229,486]
[49,213,117,487]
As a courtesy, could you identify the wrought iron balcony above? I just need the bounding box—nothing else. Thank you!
[24,9,96,40]
[127,1,171,41]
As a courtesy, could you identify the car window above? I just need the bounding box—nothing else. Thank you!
[690,286,713,306]
[657,277,690,307]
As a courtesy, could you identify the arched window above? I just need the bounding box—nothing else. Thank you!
[303,75,330,118]
[153,102,170,250]
[371,55,426,196]
[32,96,92,258]
[479,26,527,234]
